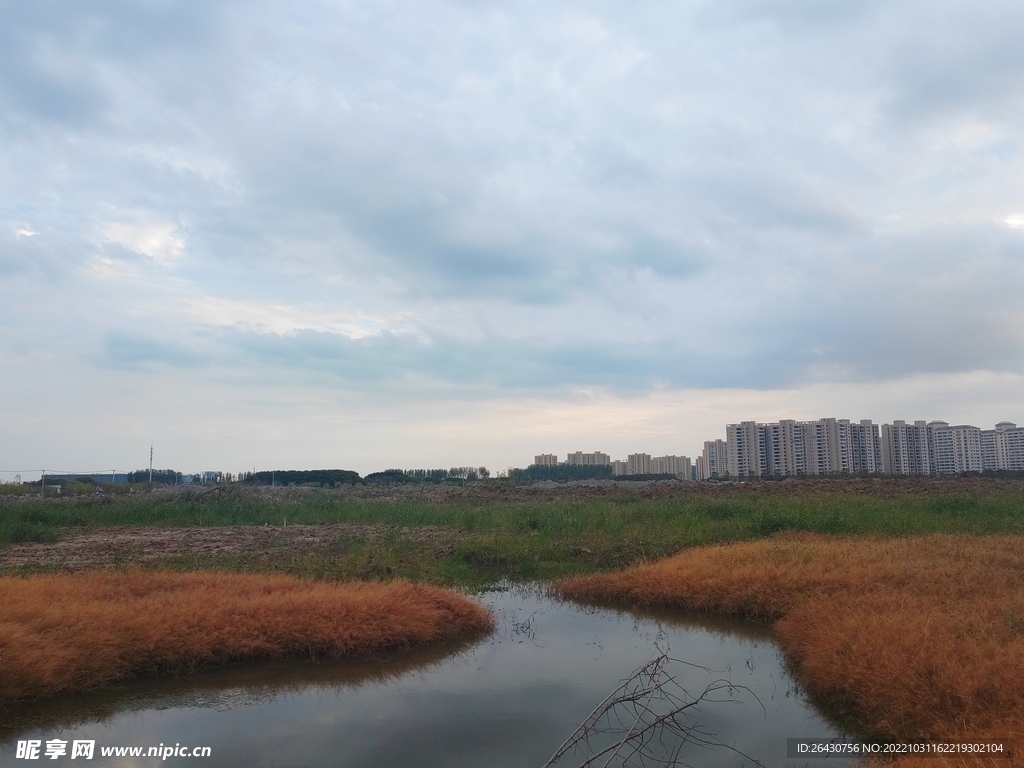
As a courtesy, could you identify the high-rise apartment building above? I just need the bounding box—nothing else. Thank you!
[677,455,692,480]
[627,453,651,476]
[566,451,611,466]
[727,417,879,478]
[1001,423,1024,471]
[726,422,760,478]
[981,422,1024,471]
[758,420,796,476]
[846,420,882,474]
[982,431,997,470]
[927,422,982,474]
[701,439,728,479]
[869,419,1012,475]
[651,455,692,479]
[804,418,844,475]
[533,418,1018,482]
[880,420,930,475]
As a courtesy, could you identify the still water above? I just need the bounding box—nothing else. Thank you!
[1,587,856,767]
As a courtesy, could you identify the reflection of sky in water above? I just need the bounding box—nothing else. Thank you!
[0,588,856,767]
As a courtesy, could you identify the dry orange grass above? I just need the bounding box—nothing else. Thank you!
[0,571,492,703]
[555,534,1024,768]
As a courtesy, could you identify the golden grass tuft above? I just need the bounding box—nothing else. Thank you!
[0,571,492,703]
[555,534,1024,767]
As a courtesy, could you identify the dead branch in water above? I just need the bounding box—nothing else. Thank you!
[542,636,766,768]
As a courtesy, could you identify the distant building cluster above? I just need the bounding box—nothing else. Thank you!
[536,419,1022,483]
[533,451,695,480]
[705,418,1024,479]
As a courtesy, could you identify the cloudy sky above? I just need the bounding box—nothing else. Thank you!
[2,0,1023,477]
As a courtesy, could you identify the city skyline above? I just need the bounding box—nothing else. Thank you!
[531,417,1024,480]
[722,417,1024,478]
[5,408,1023,484]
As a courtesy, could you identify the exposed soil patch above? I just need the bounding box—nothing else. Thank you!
[227,475,1024,501]
[0,524,462,572]
[4,475,1021,508]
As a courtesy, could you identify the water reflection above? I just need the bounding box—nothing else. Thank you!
[1,586,856,768]
[0,635,485,742]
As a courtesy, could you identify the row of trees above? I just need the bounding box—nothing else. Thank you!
[364,467,491,484]
[509,465,614,482]
[242,469,361,486]
[127,469,187,485]
[508,465,686,482]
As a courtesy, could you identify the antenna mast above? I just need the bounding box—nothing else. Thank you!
[149,444,153,483]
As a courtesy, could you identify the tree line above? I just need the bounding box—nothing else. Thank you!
[363,467,491,484]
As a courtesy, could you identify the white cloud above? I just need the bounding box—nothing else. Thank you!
[103,222,184,264]
[89,257,127,279]
[180,296,414,339]
[2,0,1024,470]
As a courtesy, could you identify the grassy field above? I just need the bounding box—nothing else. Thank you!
[2,479,1023,587]
[555,534,1024,768]
[0,571,492,702]
[3,479,1023,761]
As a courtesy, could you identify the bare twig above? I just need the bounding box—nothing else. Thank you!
[542,638,767,768]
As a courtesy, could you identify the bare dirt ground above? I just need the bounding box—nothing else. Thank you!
[0,524,461,572]
[257,475,1024,501]
[3,475,1022,508]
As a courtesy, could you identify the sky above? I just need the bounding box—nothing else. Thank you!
[2,0,1023,478]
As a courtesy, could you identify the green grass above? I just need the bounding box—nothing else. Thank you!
[2,486,1023,588]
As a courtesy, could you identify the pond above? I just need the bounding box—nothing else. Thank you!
[1,587,857,767]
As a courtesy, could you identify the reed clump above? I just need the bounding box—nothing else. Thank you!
[0,571,492,703]
[555,534,1024,767]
